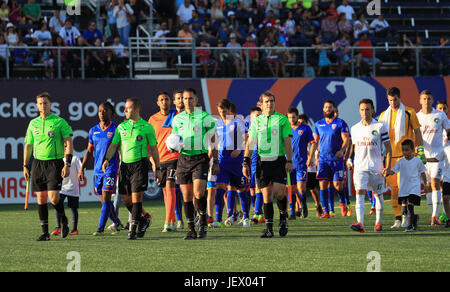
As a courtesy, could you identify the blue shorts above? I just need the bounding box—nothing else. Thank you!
[287,165,308,186]
[207,181,216,189]
[217,162,248,188]
[94,172,118,195]
[317,158,345,182]
[249,172,257,189]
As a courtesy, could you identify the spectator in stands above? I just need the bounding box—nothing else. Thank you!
[285,10,296,36]
[226,32,245,77]
[156,0,175,32]
[67,36,89,78]
[309,1,324,28]
[241,0,253,10]
[188,9,205,39]
[89,38,107,77]
[274,39,291,77]
[172,22,193,66]
[59,19,81,47]
[110,35,128,77]
[13,40,33,65]
[354,32,382,76]
[325,1,338,22]
[0,1,10,24]
[262,38,279,77]
[227,11,243,39]
[114,0,133,46]
[216,20,230,43]
[194,0,210,18]
[337,0,355,22]
[129,0,146,38]
[0,33,13,77]
[370,14,392,38]
[337,12,352,39]
[213,39,233,76]
[243,34,259,75]
[104,0,117,40]
[49,10,66,37]
[196,38,218,77]
[298,9,315,39]
[255,0,267,19]
[177,0,195,26]
[53,36,68,76]
[334,33,351,76]
[82,21,106,46]
[291,23,309,45]
[154,21,170,61]
[397,33,415,75]
[7,0,21,25]
[32,22,52,46]
[321,12,338,43]
[211,0,225,26]
[414,36,432,76]
[267,0,282,18]
[4,22,18,46]
[225,0,239,10]
[433,36,449,76]
[312,34,331,76]
[41,47,55,79]
[353,13,370,39]
[22,0,41,25]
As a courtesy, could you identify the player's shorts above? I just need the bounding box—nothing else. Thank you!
[216,161,247,188]
[176,153,209,185]
[60,193,80,209]
[398,194,421,206]
[443,182,450,197]
[158,159,178,188]
[94,172,118,195]
[118,159,149,195]
[256,156,287,189]
[31,159,64,192]
[353,170,386,194]
[425,161,444,181]
[317,158,344,182]
[207,181,216,189]
[306,172,319,190]
[249,172,257,189]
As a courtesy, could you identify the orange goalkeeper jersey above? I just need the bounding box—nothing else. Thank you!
[148,110,180,163]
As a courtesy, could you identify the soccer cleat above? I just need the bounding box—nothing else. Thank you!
[316,205,323,217]
[206,216,214,224]
[391,219,402,229]
[242,218,251,228]
[162,223,177,232]
[61,216,69,238]
[177,220,184,230]
[69,230,78,236]
[92,230,104,236]
[184,230,197,240]
[251,214,259,223]
[374,223,382,232]
[350,222,365,233]
[124,221,130,231]
[340,204,348,217]
[107,223,122,233]
[368,207,376,215]
[237,217,245,226]
[51,227,61,236]
[329,211,336,218]
[430,216,441,226]
[401,215,409,228]
[137,215,152,238]
[128,230,137,240]
[197,226,207,239]
[36,233,50,241]
[224,216,234,226]
[347,206,353,217]
[295,210,302,217]
[288,213,296,220]
[257,215,266,223]
[302,207,308,218]
[320,212,330,219]
[405,225,415,232]
[279,221,288,237]
[439,213,448,224]
[260,229,274,238]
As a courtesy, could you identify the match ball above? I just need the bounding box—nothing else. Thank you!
[166,133,184,152]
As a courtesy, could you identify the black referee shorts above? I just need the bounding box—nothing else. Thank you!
[176,153,209,185]
[118,159,149,195]
[256,156,287,189]
[158,159,178,188]
[31,159,64,192]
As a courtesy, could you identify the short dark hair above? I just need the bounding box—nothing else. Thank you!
[401,139,414,150]
[420,89,433,97]
[436,100,447,106]
[99,101,115,115]
[259,91,275,103]
[217,98,232,109]
[230,103,237,114]
[157,91,170,98]
[298,114,309,123]
[250,106,261,113]
[359,98,375,110]
[387,87,400,98]
[173,89,183,97]
[183,88,197,96]
[126,98,142,111]
[324,99,336,108]
[287,107,299,116]
[36,92,51,102]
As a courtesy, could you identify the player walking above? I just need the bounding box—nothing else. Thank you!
[102,98,162,240]
[347,99,392,232]
[79,102,123,236]
[23,92,73,241]
[243,91,294,238]
[416,90,450,226]
[171,88,219,240]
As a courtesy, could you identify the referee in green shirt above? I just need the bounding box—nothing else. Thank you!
[23,92,74,241]
[172,88,219,240]
[103,98,162,240]
[243,91,294,238]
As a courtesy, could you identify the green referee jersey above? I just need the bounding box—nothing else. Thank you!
[249,111,292,158]
[112,118,157,163]
[24,113,73,161]
[171,109,216,156]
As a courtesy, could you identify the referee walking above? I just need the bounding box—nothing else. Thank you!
[243,91,294,238]
[23,92,74,241]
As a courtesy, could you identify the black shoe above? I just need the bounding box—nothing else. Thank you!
[295,210,302,217]
[184,229,197,240]
[197,226,207,239]
[317,205,323,216]
[279,221,288,237]
[260,229,274,238]
[288,213,296,220]
[124,221,130,231]
[413,214,419,230]
[128,230,137,240]
[36,233,50,241]
[61,215,69,238]
[137,216,151,238]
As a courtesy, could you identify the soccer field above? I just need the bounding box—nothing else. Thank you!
[0,197,449,272]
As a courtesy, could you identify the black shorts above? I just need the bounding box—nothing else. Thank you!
[443,182,450,197]
[176,153,209,185]
[306,172,319,190]
[256,156,287,189]
[31,159,64,192]
[60,193,79,209]
[158,159,178,188]
[118,159,149,195]
[398,194,421,206]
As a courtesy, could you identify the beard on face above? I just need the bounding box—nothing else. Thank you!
[323,110,335,119]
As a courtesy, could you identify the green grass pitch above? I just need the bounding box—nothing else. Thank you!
[0,197,449,272]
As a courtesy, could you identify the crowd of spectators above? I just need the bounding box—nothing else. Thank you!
[0,0,449,78]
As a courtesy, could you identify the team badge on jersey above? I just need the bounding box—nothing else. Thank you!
[372,130,379,136]
[331,124,337,130]
[194,126,200,132]
[121,131,127,136]
[48,131,54,137]
[107,132,113,139]
[229,125,235,131]
[272,129,278,135]
[136,135,143,141]
[434,118,440,124]
[298,130,303,135]
[33,130,39,135]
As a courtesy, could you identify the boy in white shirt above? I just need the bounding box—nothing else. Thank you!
[386,139,429,232]
[51,155,82,236]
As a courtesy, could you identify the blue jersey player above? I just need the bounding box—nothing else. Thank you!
[214,99,250,227]
[310,100,350,218]
[286,107,315,219]
[78,102,122,235]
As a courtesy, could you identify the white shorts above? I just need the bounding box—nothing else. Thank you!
[353,170,386,194]
[425,161,444,181]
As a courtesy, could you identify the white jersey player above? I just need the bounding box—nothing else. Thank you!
[431,143,450,227]
[417,90,450,225]
[347,99,392,233]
